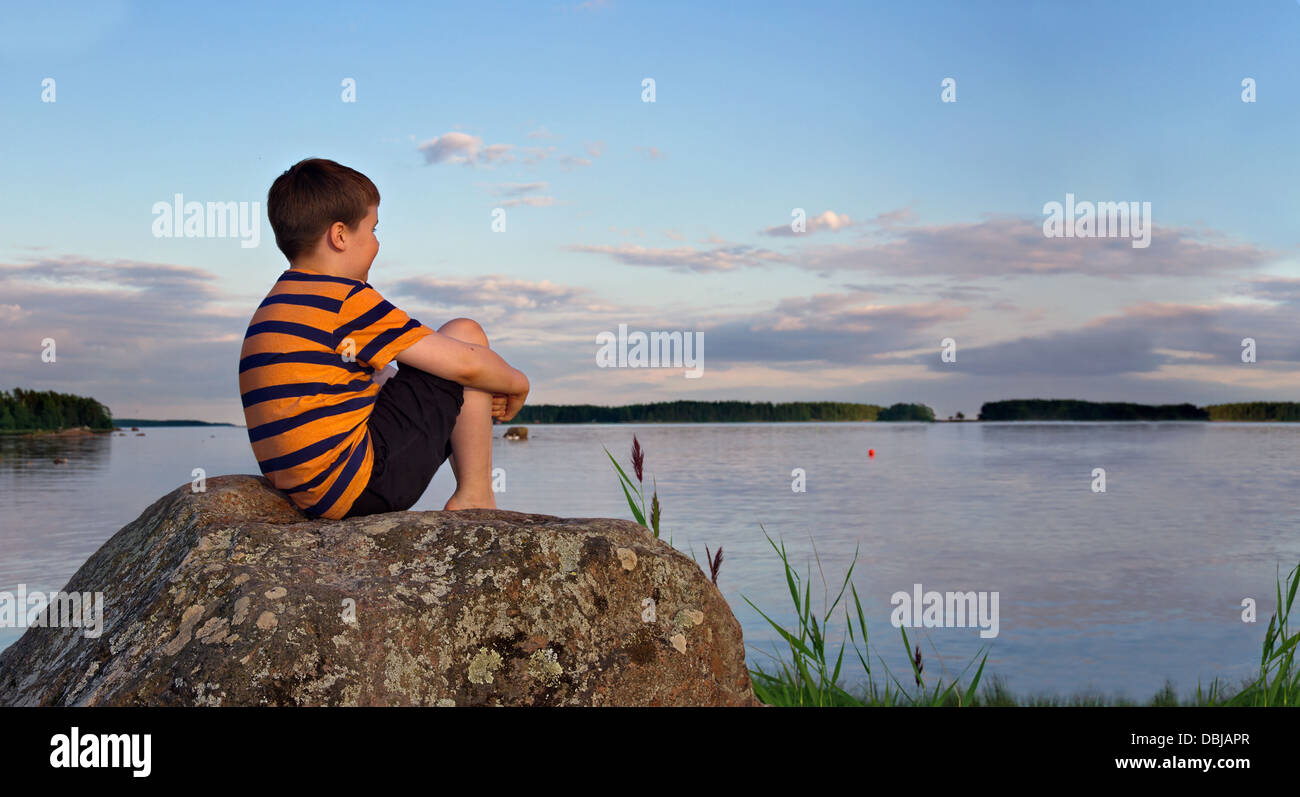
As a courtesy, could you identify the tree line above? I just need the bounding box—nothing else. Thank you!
[5,386,1296,430]
[513,399,1300,423]
[0,388,114,431]
[979,399,1208,421]
[1204,402,1300,422]
[511,400,887,423]
[509,400,944,423]
[978,399,1300,421]
[876,403,936,421]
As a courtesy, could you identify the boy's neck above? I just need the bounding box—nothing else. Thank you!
[289,258,369,283]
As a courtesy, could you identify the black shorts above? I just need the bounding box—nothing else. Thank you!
[344,364,464,517]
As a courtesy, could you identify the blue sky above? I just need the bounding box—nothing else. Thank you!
[2,0,1298,422]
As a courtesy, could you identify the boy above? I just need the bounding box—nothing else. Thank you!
[239,157,530,519]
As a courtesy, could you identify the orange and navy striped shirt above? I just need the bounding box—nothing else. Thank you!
[238,268,432,519]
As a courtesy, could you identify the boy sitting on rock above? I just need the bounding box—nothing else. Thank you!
[239,158,529,519]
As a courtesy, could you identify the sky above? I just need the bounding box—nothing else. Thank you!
[1,0,1298,424]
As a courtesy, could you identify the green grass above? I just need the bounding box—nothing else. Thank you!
[742,527,1300,707]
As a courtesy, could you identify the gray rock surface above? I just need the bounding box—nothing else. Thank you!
[0,475,762,706]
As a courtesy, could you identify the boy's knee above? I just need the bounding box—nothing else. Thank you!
[439,317,488,346]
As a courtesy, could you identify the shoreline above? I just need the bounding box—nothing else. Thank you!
[0,427,113,438]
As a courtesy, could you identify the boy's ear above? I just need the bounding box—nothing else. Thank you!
[326,220,350,251]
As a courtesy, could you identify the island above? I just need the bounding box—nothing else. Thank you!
[978,399,1209,421]
[978,399,1300,422]
[509,400,935,423]
[0,388,113,432]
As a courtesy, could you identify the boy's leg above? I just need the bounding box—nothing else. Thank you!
[344,363,460,517]
[436,318,497,511]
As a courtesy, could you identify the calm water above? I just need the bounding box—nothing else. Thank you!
[3,422,1299,699]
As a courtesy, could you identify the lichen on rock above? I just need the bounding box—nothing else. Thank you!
[527,648,563,687]
[467,647,503,684]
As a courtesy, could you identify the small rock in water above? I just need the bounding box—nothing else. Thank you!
[53,457,69,465]
[503,426,528,440]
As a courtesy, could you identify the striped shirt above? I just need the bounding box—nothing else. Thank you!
[238,269,432,519]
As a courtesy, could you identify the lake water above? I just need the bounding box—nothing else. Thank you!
[3,422,1298,700]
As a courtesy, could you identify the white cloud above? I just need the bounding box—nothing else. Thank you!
[418,132,514,166]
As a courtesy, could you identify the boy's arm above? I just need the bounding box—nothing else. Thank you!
[394,329,529,398]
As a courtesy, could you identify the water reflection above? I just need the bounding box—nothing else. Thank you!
[0,431,113,472]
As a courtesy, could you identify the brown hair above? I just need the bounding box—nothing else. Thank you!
[267,158,380,262]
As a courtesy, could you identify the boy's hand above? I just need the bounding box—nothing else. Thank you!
[501,392,527,423]
[499,385,528,423]
[374,364,398,388]
[491,393,507,420]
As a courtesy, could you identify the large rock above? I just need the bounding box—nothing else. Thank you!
[0,475,761,706]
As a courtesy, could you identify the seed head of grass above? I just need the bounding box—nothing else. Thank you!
[706,545,724,585]
[631,435,644,483]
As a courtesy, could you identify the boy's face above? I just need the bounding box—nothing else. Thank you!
[350,204,379,271]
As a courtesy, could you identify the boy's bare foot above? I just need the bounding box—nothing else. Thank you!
[443,491,497,511]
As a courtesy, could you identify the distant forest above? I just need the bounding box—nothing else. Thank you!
[0,388,113,431]
[877,402,936,421]
[979,399,1300,422]
[1204,402,1300,422]
[511,400,883,423]
[510,399,1300,423]
[508,400,941,423]
[979,399,1207,421]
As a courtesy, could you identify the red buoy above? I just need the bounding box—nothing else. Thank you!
[868,449,875,457]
